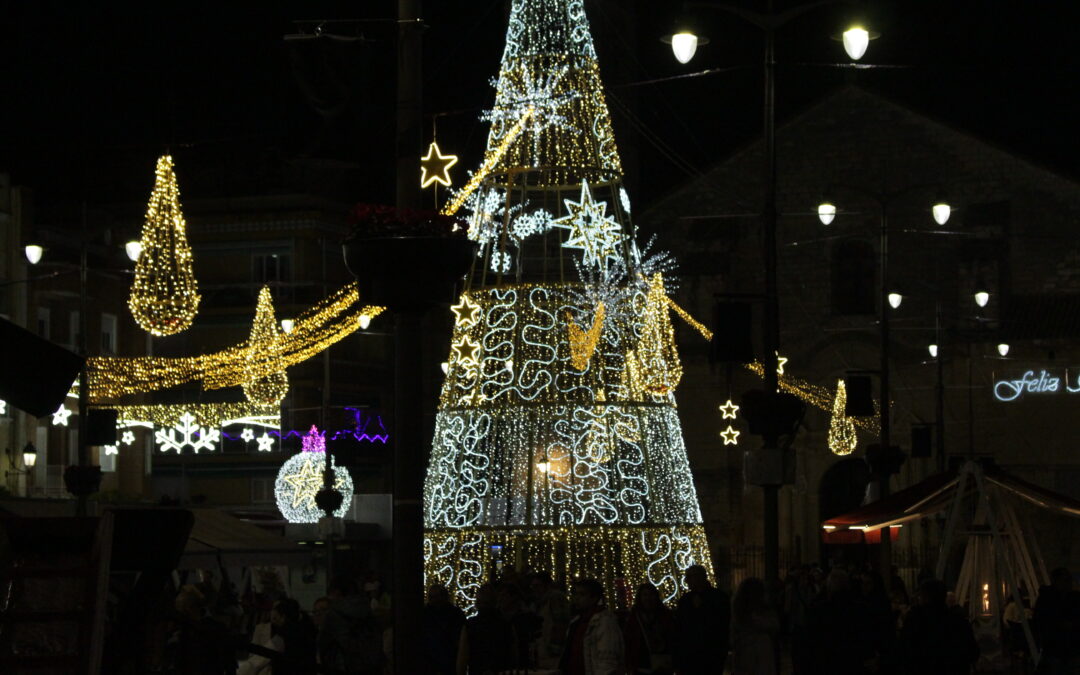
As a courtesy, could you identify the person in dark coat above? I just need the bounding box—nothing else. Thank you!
[623,583,677,674]
[1033,567,1080,675]
[806,569,870,675]
[456,583,517,675]
[271,598,317,675]
[674,564,731,675]
[897,579,978,675]
[422,584,466,674]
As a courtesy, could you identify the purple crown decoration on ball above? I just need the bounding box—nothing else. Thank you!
[301,425,326,454]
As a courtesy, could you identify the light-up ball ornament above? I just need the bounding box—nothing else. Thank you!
[671,32,698,64]
[275,451,353,523]
[842,27,870,60]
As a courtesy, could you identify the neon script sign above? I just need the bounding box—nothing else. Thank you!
[993,369,1080,402]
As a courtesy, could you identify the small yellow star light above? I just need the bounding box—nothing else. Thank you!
[720,425,740,445]
[452,335,481,366]
[450,294,482,328]
[719,399,739,419]
[420,141,459,188]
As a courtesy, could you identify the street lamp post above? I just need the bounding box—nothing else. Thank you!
[667,0,869,587]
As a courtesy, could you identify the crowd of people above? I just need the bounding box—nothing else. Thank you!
[149,562,1078,674]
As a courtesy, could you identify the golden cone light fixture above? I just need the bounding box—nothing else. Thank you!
[128,155,201,336]
[242,286,289,405]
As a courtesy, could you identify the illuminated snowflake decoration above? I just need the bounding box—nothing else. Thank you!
[274,452,354,523]
[465,187,524,249]
[490,250,512,274]
[566,258,635,332]
[52,405,72,426]
[103,445,119,456]
[552,181,624,271]
[508,209,553,243]
[240,427,255,443]
[155,412,220,453]
[483,64,579,161]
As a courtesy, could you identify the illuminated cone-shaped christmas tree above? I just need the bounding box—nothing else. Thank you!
[128,155,201,336]
[828,379,858,456]
[242,286,289,405]
[424,0,712,610]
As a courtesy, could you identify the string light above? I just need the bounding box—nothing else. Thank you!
[242,286,289,405]
[128,155,200,336]
[424,0,713,613]
[86,283,384,401]
[828,379,858,456]
[745,361,879,436]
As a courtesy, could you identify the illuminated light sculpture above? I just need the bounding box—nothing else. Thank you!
[86,282,384,401]
[719,399,739,420]
[424,0,712,611]
[275,426,353,523]
[128,155,201,336]
[52,404,72,426]
[827,379,858,456]
[242,286,289,405]
[420,141,459,188]
[155,411,221,454]
[720,426,740,445]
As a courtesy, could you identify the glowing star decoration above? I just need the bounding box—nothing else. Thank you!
[451,295,482,329]
[257,432,275,453]
[552,182,624,270]
[719,400,739,420]
[121,430,136,446]
[720,425,740,445]
[242,286,289,405]
[240,428,255,443]
[52,405,72,426]
[420,141,459,188]
[776,353,788,376]
[274,452,354,523]
[128,155,201,336]
[155,412,221,453]
[828,379,858,456]
[452,335,481,367]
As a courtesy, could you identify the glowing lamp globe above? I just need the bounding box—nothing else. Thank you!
[843,27,870,60]
[671,32,699,64]
[817,202,837,225]
[997,343,1010,357]
[358,314,371,329]
[928,344,938,358]
[24,245,43,265]
[887,293,903,309]
[125,240,143,261]
[932,202,952,225]
[280,318,295,334]
[22,443,37,468]
[974,291,990,308]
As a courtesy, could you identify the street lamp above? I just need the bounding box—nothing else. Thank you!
[887,292,903,309]
[928,343,938,358]
[817,201,837,225]
[280,318,296,334]
[23,442,38,468]
[24,245,44,265]
[997,343,1010,357]
[932,199,952,226]
[841,26,871,60]
[125,240,143,262]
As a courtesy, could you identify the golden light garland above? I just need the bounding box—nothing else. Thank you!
[128,155,201,336]
[242,287,289,405]
[828,379,858,455]
[744,361,880,435]
[87,282,383,402]
[441,108,534,218]
[102,402,279,429]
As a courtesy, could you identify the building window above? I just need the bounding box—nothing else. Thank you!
[101,313,118,355]
[37,307,50,338]
[252,253,291,284]
[831,240,876,315]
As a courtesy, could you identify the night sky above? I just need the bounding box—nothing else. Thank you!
[3,1,1079,220]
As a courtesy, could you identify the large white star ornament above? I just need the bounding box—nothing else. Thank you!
[551,181,625,268]
[257,432,275,452]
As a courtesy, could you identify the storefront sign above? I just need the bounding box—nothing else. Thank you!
[993,369,1080,402]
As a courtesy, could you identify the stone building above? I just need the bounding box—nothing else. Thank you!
[640,86,1080,580]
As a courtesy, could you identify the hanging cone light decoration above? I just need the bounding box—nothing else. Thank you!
[828,379,858,455]
[128,155,201,336]
[242,286,289,405]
